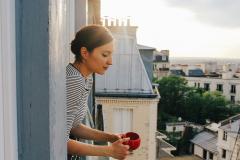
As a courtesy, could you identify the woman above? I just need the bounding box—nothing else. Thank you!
[66,25,130,159]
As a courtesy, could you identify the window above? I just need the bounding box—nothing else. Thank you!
[231,96,235,103]
[197,83,200,88]
[222,149,226,158]
[162,55,166,61]
[163,64,166,68]
[204,83,210,91]
[230,85,236,93]
[173,126,176,132]
[209,152,213,160]
[217,84,223,92]
[203,149,207,159]
[223,131,227,141]
[113,108,133,133]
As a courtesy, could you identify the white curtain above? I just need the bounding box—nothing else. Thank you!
[113,108,133,133]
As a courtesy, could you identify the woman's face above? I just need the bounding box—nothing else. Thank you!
[85,41,114,75]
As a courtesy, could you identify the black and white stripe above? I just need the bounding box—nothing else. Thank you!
[66,64,93,141]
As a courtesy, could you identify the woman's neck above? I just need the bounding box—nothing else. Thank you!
[72,61,92,78]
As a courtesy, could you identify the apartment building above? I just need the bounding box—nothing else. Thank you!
[191,131,218,160]
[191,114,240,160]
[186,75,240,104]
[153,50,170,79]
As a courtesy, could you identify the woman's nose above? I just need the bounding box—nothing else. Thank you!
[107,56,113,65]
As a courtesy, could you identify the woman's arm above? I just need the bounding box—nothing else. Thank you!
[67,138,130,159]
[70,124,120,143]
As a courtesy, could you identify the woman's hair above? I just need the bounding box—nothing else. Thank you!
[71,25,113,62]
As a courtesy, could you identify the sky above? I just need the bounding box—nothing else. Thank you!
[101,0,240,58]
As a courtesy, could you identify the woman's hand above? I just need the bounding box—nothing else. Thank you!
[108,138,130,160]
[109,133,126,143]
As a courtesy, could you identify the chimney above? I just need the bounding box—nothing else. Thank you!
[127,18,130,26]
[111,19,114,26]
[116,19,119,26]
[121,19,124,26]
[100,19,103,26]
[104,16,108,26]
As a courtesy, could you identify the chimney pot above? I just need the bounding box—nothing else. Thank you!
[104,17,108,26]
[127,18,130,26]
[116,19,119,26]
[111,19,114,26]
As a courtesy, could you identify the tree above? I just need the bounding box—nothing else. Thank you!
[201,91,229,122]
[156,76,237,126]
[157,76,188,116]
[183,89,205,124]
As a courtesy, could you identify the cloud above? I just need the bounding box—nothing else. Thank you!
[164,0,240,28]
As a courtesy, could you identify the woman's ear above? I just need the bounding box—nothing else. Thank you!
[80,47,89,60]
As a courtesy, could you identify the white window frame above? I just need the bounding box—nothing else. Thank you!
[0,0,18,159]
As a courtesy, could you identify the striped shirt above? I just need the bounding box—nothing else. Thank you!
[66,63,93,140]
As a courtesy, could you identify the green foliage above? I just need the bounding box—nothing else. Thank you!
[157,112,178,130]
[157,76,189,116]
[152,76,159,83]
[164,127,198,156]
[156,76,240,126]
[176,126,197,155]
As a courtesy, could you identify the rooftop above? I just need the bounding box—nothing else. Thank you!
[166,122,189,126]
[205,123,220,132]
[137,44,156,50]
[219,119,240,135]
[96,21,157,98]
[191,131,218,153]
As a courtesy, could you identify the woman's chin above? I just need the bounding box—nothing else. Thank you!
[95,70,106,75]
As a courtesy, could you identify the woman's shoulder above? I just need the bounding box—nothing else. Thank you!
[66,63,80,77]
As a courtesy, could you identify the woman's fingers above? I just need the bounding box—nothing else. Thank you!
[111,138,131,159]
[118,137,130,144]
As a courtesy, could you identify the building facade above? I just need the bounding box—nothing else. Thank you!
[186,76,240,104]
[95,19,160,160]
[217,115,240,160]
[191,131,218,160]
[191,114,240,160]
[153,50,170,79]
